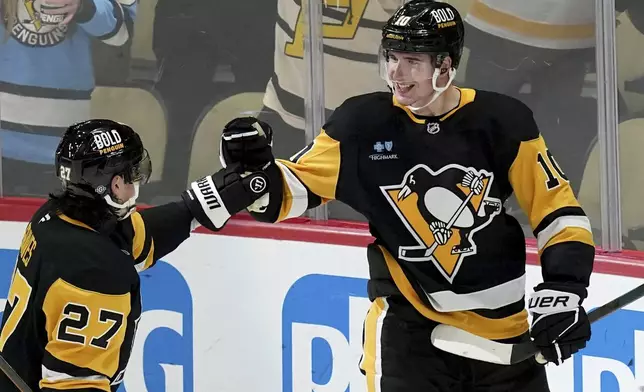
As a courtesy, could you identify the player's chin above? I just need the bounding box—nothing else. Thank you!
[393,90,416,106]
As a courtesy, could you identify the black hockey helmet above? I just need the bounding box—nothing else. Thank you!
[381,0,465,69]
[55,119,151,198]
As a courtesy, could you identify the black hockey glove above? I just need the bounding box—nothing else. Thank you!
[181,163,270,231]
[528,282,591,365]
[219,117,275,171]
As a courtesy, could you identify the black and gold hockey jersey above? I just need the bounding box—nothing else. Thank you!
[0,200,193,392]
[254,88,595,340]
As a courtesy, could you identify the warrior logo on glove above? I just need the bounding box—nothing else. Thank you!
[249,176,268,194]
[380,163,502,283]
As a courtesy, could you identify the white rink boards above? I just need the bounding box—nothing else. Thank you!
[0,208,643,392]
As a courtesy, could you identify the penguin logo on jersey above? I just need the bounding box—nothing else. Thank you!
[380,164,502,283]
[13,0,69,47]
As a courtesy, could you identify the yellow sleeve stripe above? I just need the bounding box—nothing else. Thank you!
[134,241,155,272]
[134,238,155,272]
[508,136,580,230]
[536,215,593,251]
[279,130,341,200]
[276,161,310,222]
[539,226,595,255]
[131,212,155,272]
[40,376,111,392]
[131,212,148,260]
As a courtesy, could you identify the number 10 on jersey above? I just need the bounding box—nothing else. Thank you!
[537,149,569,190]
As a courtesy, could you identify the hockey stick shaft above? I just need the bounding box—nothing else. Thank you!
[0,353,32,392]
[587,280,644,323]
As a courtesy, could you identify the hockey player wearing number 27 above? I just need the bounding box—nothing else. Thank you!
[219,1,595,391]
[0,119,271,391]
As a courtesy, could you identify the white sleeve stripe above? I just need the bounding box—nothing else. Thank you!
[537,215,592,251]
[190,219,202,231]
[275,161,309,219]
[100,2,129,47]
[102,22,129,46]
[134,260,145,272]
[42,365,108,382]
[133,252,154,272]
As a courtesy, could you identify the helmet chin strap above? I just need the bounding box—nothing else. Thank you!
[104,182,140,220]
[407,67,456,113]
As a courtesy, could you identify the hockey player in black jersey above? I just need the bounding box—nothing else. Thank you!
[219,1,595,391]
[0,119,270,391]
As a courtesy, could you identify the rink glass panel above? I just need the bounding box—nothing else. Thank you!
[2,0,643,252]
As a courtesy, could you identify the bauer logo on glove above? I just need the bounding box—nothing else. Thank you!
[528,283,591,365]
[528,290,580,312]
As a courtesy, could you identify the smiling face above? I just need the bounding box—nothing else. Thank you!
[386,50,437,107]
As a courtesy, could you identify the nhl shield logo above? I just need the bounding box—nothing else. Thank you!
[427,122,440,134]
[380,164,502,282]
